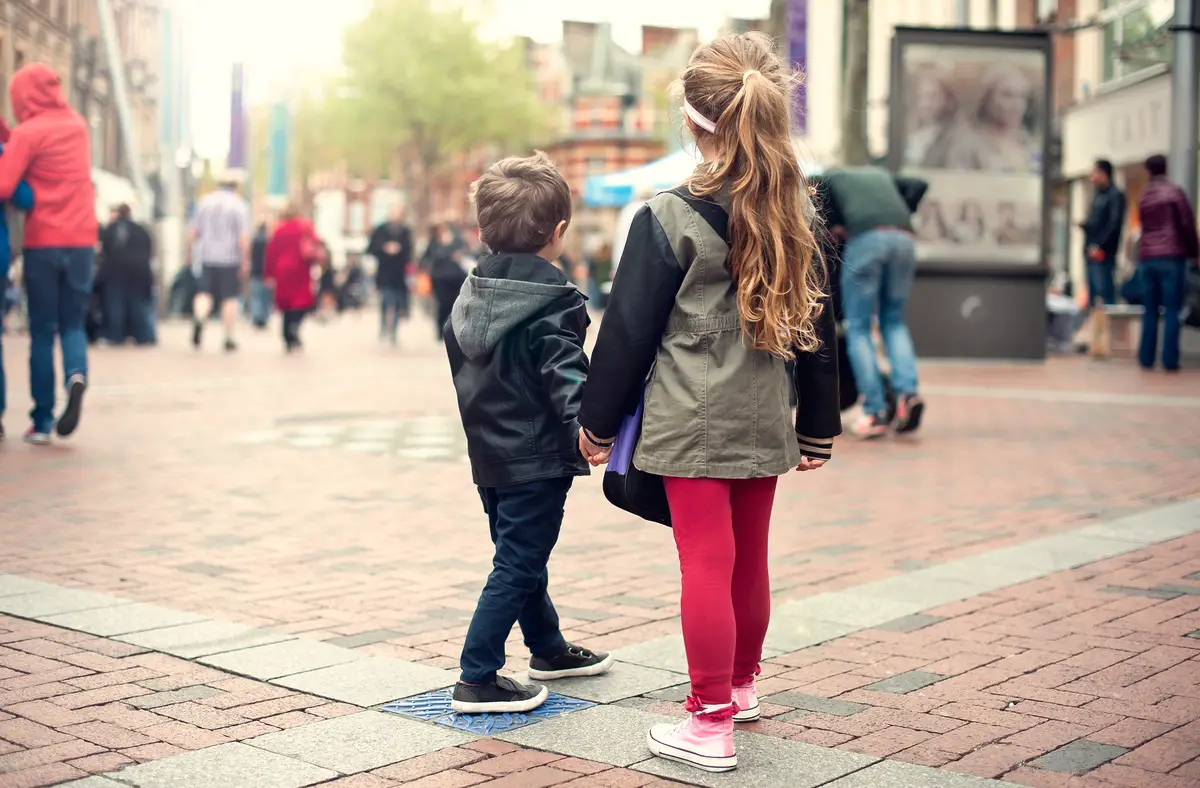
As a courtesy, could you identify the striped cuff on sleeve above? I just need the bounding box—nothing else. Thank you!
[797,434,834,460]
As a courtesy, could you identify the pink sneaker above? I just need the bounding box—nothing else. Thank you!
[646,697,737,772]
[732,679,760,722]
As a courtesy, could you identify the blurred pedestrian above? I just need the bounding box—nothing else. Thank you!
[422,223,468,340]
[822,165,928,438]
[0,145,34,442]
[444,152,611,715]
[1080,159,1126,308]
[1136,154,1199,372]
[248,221,271,328]
[189,170,251,352]
[315,247,338,321]
[578,33,839,773]
[264,203,319,353]
[97,204,155,345]
[0,63,98,445]
[367,204,413,345]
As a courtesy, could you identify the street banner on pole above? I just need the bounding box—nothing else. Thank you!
[228,63,246,171]
[788,0,808,134]
[267,102,290,199]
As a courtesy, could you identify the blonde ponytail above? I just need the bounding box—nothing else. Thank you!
[681,32,825,359]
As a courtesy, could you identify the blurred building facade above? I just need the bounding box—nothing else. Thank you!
[0,1,165,221]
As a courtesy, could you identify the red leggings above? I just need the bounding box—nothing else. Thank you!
[663,475,778,705]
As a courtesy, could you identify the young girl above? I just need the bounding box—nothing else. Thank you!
[577,33,841,773]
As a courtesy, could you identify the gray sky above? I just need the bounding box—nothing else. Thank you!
[185,0,769,158]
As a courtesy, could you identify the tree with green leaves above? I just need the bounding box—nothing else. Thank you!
[337,0,548,228]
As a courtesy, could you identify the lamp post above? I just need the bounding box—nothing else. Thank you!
[1170,0,1198,205]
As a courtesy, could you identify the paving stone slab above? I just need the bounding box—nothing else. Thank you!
[914,559,1049,592]
[116,619,297,658]
[852,575,982,608]
[982,535,1136,573]
[43,603,208,637]
[763,691,868,717]
[1101,585,1183,599]
[774,591,925,628]
[128,685,225,709]
[199,638,364,680]
[247,710,474,773]
[634,728,876,788]
[0,588,132,618]
[275,656,455,706]
[525,661,686,703]
[324,629,405,649]
[762,614,862,654]
[1032,740,1128,773]
[60,779,128,788]
[498,704,675,766]
[614,635,691,674]
[822,759,1009,787]
[0,574,61,598]
[1071,500,1200,544]
[865,670,948,694]
[873,614,946,633]
[644,683,691,702]
[112,741,336,787]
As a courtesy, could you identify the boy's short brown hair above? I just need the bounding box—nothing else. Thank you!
[470,151,572,254]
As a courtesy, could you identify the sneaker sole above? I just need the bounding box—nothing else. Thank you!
[55,380,86,438]
[528,653,615,681]
[24,435,51,446]
[646,730,737,772]
[450,684,548,714]
[896,400,925,435]
[733,704,760,723]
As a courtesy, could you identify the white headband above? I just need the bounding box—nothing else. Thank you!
[682,99,716,134]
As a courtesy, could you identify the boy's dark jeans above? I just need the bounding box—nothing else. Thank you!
[459,476,572,685]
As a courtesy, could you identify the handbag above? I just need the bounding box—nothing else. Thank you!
[602,392,672,527]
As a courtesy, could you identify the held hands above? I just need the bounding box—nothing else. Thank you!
[578,427,613,467]
[796,456,827,472]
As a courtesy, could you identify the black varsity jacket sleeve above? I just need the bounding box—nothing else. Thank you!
[527,299,591,427]
[578,205,684,440]
[792,272,842,460]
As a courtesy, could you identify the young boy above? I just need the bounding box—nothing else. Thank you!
[0,138,35,442]
[445,152,612,713]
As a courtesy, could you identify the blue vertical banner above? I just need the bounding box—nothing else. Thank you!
[228,63,246,170]
[267,102,290,198]
[788,0,808,134]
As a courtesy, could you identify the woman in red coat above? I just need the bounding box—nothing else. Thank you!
[264,204,320,352]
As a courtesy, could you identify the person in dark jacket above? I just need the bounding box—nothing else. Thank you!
[98,204,155,346]
[367,204,412,345]
[423,223,468,340]
[1080,159,1126,307]
[818,166,928,439]
[248,222,271,328]
[1136,154,1199,372]
[444,152,611,716]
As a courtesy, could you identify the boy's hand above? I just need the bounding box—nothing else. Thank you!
[578,427,612,466]
[796,456,826,472]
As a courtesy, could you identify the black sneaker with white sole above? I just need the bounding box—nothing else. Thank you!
[54,374,87,438]
[450,675,548,714]
[528,644,614,681]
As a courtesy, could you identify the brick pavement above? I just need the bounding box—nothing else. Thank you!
[0,319,1199,785]
[616,534,1200,787]
[0,613,687,788]
[0,321,1197,670]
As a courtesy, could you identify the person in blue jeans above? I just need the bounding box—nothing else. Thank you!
[1136,154,1199,372]
[0,145,34,442]
[817,166,928,439]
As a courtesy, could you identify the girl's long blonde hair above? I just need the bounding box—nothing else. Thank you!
[681,32,825,358]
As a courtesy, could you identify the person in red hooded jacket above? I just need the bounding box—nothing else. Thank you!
[264,203,319,352]
[0,63,98,445]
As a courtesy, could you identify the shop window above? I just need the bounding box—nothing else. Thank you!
[1101,0,1173,84]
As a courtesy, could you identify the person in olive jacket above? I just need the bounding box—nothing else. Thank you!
[443,152,612,716]
[576,33,840,773]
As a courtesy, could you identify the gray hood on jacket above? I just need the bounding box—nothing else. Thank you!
[450,270,579,361]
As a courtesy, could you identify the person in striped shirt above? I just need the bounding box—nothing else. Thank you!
[188,171,251,352]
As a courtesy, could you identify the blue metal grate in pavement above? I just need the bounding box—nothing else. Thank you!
[380,688,595,736]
